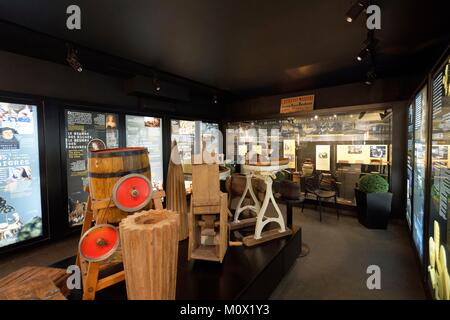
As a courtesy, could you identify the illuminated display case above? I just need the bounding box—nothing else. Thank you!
[0,102,44,249]
[64,109,120,227]
[412,85,428,260]
[171,120,220,191]
[126,115,164,190]
[226,109,392,206]
[427,55,450,299]
[407,103,414,229]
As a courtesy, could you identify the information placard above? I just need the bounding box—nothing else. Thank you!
[65,110,119,226]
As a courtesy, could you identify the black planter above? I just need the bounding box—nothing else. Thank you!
[354,188,392,229]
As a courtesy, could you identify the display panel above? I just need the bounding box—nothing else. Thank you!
[126,115,164,190]
[65,110,119,226]
[412,85,428,260]
[406,103,414,229]
[0,102,43,248]
[429,58,450,265]
[171,120,196,165]
[226,110,392,206]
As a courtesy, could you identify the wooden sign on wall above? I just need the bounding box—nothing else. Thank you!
[280,95,315,114]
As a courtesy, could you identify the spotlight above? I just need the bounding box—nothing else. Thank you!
[357,47,370,62]
[153,76,161,92]
[345,1,366,23]
[314,115,318,120]
[334,114,337,118]
[213,95,218,104]
[66,44,83,72]
[365,69,377,85]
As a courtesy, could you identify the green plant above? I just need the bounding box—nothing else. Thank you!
[358,174,389,193]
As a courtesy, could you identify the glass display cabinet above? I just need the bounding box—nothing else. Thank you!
[226,109,392,206]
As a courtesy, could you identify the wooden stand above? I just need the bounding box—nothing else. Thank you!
[188,164,228,263]
[120,209,179,300]
[166,141,189,241]
[236,166,292,247]
[76,186,165,300]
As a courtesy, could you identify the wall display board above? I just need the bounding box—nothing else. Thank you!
[283,139,296,169]
[65,110,119,227]
[412,85,428,260]
[0,102,43,248]
[315,145,330,171]
[407,103,414,229]
[126,115,163,190]
[336,144,388,164]
[171,120,195,165]
[428,58,450,293]
[201,122,220,162]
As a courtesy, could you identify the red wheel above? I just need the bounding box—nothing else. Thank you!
[79,224,119,262]
[112,174,153,212]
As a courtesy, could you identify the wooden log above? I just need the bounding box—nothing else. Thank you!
[119,209,179,300]
[166,141,189,240]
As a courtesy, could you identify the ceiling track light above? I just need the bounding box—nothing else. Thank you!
[153,76,161,92]
[365,69,377,85]
[213,95,218,104]
[357,47,370,62]
[345,1,367,23]
[66,43,83,73]
[356,32,379,62]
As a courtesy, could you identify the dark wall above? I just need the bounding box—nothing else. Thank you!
[225,75,421,121]
[0,49,223,120]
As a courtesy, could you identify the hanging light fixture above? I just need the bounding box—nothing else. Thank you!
[365,69,377,85]
[153,75,161,92]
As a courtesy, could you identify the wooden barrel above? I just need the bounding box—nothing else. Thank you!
[120,210,179,300]
[88,147,151,223]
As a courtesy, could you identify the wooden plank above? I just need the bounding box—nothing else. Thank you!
[192,164,220,207]
[0,266,70,297]
[243,228,292,247]
[193,205,221,214]
[96,271,125,291]
[228,217,257,231]
[0,275,65,300]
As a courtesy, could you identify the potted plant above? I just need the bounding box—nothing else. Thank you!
[355,174,392,229]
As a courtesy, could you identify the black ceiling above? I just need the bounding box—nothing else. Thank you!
[0,0,448,97]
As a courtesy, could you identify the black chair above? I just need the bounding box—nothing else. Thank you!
[301,172,339,222]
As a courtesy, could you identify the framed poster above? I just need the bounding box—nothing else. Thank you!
[283,139,296,169]
[0,102,43,248]
[126,115,164,190]
[316,145,330,171]
[65,109,119,227]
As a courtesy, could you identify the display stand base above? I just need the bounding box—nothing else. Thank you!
[52,226,302,300]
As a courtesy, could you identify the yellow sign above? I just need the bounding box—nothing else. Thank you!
[280,95,315,114]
